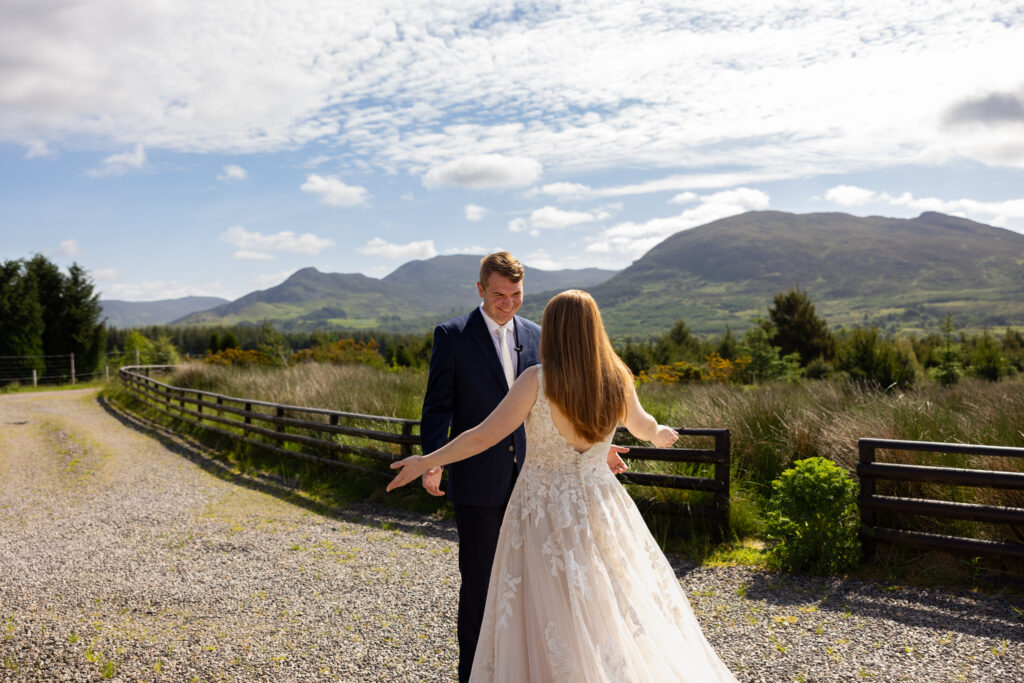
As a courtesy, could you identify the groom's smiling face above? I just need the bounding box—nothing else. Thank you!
[478,273,523,326]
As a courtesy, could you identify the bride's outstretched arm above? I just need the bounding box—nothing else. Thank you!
[386,366,540,492]
[623,383,678,449]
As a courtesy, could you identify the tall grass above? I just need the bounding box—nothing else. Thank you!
[171,362,427,418]
[156,363,1023,576]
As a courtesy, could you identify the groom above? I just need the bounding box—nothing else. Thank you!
[419,251,540,683]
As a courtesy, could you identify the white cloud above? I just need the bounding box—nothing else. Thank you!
[24,140,55,159]
[358,237,437,260]
[538,182,593,200]
[888,192,1024,222]
[587,187,771,260]
[668,192,698,205]
[508,217,529,233]
[57,239,80,256]
[0,1,1019,186]
[220,225,334,259]
[443,244,490,255]
[825,185,877,206]
[423,155,542,189]
[529,206,595,230]
[103,280,230,302]
[300,174,369,206]
[465,204,488,221]
[86,144,146,177]
[822,186,1024,228]
[217,164,248,182]
[92,268,118,281]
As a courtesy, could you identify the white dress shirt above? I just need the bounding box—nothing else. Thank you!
[480,303,518,378]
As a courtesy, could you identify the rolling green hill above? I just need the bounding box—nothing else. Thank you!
[171,211,1024,338]
[173,256,618,331]
[526,211,1024,337]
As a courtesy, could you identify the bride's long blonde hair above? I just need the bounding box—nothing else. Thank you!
[540,290,633,443]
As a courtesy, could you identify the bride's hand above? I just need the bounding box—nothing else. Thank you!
[607,444,630,475]
[651,425,678,449]
[386,455,431,492]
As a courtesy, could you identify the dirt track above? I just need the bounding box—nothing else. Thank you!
[1,389,1021,682]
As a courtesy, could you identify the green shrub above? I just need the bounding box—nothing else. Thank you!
[765,457,860,574]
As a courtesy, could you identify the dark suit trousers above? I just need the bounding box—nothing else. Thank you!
[453,468,517,683]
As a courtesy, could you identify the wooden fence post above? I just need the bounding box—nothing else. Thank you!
[858,439,877,559]
[713,429,731,541]
[402,421,415,457]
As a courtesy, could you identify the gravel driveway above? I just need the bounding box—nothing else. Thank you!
[1,389,1021,682]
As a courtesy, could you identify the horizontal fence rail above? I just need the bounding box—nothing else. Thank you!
[119,365,419,476]
[857,438,1024,561]
[614,426,730,539]
[119,365,730,536]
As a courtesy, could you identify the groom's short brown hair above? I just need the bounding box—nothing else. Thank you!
[479,251,524,288]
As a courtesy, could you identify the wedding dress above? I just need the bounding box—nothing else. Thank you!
[470,369,737,682]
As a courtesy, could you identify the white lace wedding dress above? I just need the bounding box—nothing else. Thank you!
[470,369,737,682]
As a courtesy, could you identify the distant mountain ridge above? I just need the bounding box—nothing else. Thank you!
[101,296,229,328]
[174,257,619,330]
[149,211,1024,337]
[521,210,1024,336]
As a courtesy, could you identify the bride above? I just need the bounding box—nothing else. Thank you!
[388,290,737,682]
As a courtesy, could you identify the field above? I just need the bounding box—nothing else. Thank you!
[116,362,1024,584]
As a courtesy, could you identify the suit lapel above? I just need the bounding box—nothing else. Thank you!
[512,316,538,377]
[469,308,508,390]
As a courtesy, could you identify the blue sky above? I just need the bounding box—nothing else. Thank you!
[2,0,1023,302]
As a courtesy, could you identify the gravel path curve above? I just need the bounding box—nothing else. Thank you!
[1,389,1021,682]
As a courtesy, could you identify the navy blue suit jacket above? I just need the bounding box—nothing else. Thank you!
[420,307,541,507]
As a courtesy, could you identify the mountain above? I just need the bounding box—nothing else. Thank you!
[101,296,229,328]
[517,211,1024,336]
[170,212,1024,337]
[174,258,619,330]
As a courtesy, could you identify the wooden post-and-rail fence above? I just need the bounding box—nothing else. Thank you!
[858,438,1024,561]
[118,365,731,537]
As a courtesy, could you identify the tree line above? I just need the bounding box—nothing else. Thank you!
[7,255,1017,389]
[106,321,433,370]
[619,287,1024,387]
[0,255,105,384]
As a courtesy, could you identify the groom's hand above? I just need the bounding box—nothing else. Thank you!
[421,466,444,496]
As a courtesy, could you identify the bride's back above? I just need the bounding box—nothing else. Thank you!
[540,290,632,447]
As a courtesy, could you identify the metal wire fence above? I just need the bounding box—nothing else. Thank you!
[0,353,108,386]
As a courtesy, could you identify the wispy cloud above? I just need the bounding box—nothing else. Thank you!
[822,184,1024,229]
[24,140,55,159]
[217,164,248,182]
[587,187,771,259]
[3,2,1021,179]
[103,279,230,302]
[56,239,80,257]
[300,174,369,206]
[423,155,542,189]
[220,225,334,259]
[465,204,487,221]
[358,237,437,260]
[86,144,146,177]
[824,185,878,206]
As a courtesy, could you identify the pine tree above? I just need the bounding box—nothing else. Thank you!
[769,287,834,365]
[0,260,45,382]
